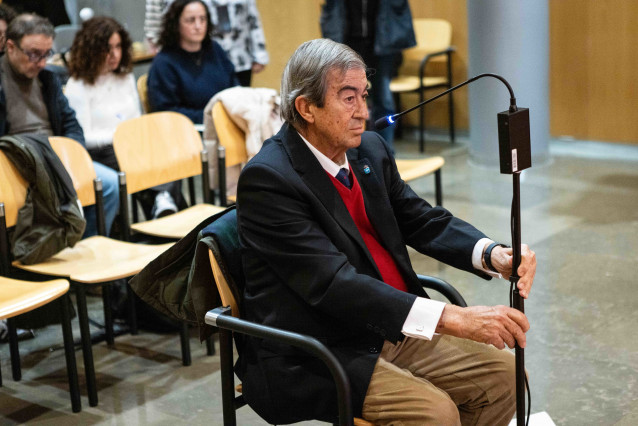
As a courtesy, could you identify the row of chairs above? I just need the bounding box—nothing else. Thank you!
[0,111,224,411]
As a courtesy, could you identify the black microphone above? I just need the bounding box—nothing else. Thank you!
[376,73,531,174]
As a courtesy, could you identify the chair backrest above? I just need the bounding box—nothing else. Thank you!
[205,208,243,317]
[112,111,204,194]
[0,151,27,228]
[49,136,97,207]
[212,101,248,168]
[402,18,452,64]
[137,74,151,114]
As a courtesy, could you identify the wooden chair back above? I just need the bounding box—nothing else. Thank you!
[49,136,97,207]
[0,151,28,228]
[112,111,203,194]
[403,18,452,63]
[212,101,248,168]
[137,73,151,114]
[209,249,240,318]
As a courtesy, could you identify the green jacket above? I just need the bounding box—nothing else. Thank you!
[129,208,235,341]
[0,133,85,264]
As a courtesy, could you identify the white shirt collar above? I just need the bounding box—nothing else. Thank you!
[297,132,350,177]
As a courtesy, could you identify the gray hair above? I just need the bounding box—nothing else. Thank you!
[280,38,367,129]
[6,14,55,44]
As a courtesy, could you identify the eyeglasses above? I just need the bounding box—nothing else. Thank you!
[13,43,54,63]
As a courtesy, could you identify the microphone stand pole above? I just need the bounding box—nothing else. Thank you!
[511,172,526,426]
[376,74,529,425]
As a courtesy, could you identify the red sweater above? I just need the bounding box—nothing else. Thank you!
[328,169,408,292]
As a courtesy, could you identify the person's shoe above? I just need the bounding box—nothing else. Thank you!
[151,191,178,219]
[0,319,36,343]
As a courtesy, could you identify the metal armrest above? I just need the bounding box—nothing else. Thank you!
[205,306,354,426]
[417,274,467,307]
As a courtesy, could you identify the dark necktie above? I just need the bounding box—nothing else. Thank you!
[336,168,351,189]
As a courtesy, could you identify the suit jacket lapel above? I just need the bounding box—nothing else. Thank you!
[281,125,379,274]
[349,147,424,295]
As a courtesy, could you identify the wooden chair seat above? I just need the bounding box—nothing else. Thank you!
[396,156,445,206]
[131,204,225,239]
[13,236,172,284]
[389,75,448,93]
[0,276,81,412]
[396,156,445,182]
[0,277,69,318]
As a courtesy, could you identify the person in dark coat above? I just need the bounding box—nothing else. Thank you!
[321,0,416,146]
[235,38,537,425]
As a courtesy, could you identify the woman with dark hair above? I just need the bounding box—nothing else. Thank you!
[0,3,17,53]
[65,16,140,171]
[148,0,237,124]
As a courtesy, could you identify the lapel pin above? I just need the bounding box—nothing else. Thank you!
[363,165,371,175]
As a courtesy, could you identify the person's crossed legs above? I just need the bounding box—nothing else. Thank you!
[362,335,517,425]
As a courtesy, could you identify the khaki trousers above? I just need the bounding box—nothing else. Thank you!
[361,335,517,425]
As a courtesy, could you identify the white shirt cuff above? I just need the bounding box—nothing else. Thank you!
[472,237,502,279]
[401,297,446,340]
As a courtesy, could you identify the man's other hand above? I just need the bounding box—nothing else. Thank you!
[491,244,536,298]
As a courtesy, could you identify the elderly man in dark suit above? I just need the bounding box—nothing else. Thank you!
[236,38,536,425]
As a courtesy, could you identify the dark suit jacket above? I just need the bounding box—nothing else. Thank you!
[236,123,489,424]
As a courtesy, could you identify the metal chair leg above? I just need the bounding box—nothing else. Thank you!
[60,293,82,412]
[75,284,98,406]
[102,284,114,345]
[180,322,192,366]
[7,317,20,381]
[435,169,443,206]
[206,335,216,356]
[126,283,138,335]
[219,328,237,426]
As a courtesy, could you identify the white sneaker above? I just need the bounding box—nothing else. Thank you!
[152,191,178,219]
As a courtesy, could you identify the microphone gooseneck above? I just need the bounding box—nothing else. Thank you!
[375,73,518,130]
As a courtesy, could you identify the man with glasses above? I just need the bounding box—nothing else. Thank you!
[0,14,119,238]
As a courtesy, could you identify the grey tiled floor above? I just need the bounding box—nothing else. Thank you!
[1,134,637,425]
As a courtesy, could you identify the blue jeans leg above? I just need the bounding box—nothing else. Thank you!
[370,53,398,147]
[83,162,119,237]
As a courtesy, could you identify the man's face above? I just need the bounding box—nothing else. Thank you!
[5,34,53,80]
[305,67,369,162]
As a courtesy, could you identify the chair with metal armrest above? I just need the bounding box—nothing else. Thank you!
[202,208,467,425]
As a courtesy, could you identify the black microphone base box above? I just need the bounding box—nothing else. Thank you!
[497,108,531,174]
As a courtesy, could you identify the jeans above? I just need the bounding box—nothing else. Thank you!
[368,53,399,147]
[83,161,119,237]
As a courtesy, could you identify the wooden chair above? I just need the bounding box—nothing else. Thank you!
[211,101,248,206]
[203,208,467,425]
[0,276,80,412]
[396,156,445,206]
[137,73,151,114]
[1,142,172,408]
[112,111,224,240]
[389,18,456,152]
[50,136,208,364]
